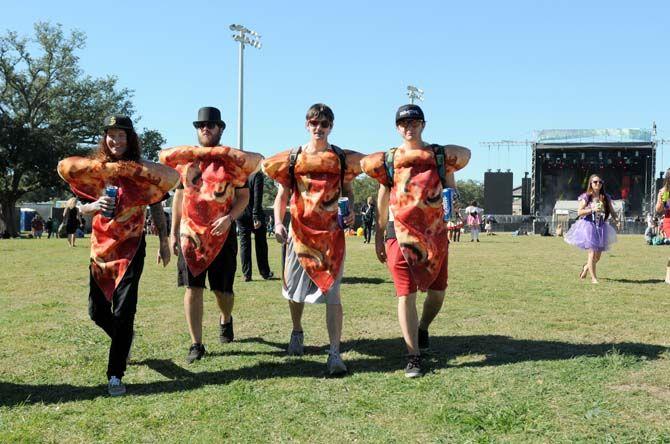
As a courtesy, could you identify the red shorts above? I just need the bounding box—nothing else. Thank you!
[385,238,449,297]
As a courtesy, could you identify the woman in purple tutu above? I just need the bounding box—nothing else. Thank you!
[654,168,670,283]
[564,174,619,283]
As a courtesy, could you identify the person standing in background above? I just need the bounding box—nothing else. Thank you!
[361,196,376,244]
[237,171,274,282]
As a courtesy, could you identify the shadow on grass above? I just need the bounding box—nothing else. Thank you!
[604,278,666,284]
[341,277,389,284]
[1,335,667,407]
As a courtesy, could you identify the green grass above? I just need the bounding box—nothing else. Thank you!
[1,233,670,442]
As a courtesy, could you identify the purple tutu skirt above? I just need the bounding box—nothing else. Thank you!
[564,219,617,252]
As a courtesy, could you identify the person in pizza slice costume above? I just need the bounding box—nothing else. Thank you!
[361,104,471,378]
[58,115,180,396]
[264,103,363,376]
[162,107,262,364]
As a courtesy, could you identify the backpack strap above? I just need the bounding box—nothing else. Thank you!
[330,144,347,196]
[429,144,448,188]
[383,148,397,188]
[288,146,302,191]
[288,145,347,195]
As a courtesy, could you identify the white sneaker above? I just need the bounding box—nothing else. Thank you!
[327,351,348,375]
[108,376,126,397]
[287,331,304,356]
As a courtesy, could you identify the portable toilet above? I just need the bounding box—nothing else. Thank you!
[20,208,37,231]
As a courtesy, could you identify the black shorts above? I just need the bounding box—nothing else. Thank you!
[177,227,238,293]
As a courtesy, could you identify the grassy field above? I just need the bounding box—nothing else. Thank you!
[1,233,670,443]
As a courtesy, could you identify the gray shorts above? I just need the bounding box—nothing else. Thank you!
[281,236,342,305]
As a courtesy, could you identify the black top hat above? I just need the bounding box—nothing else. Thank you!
[395,104,425,124]
[193,106,226,130]
[103,115,134,131]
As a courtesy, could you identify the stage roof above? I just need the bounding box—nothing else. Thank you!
[536,128,653,143]
[534,142,654,150]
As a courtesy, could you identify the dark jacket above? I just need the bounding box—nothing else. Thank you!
[238,172,266,226]
[362,203,376,224]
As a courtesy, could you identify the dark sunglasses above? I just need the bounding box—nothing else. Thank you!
[194,122,220,130]
[397,119,423,128]
[308,119,332,129]
[591,180,603,184]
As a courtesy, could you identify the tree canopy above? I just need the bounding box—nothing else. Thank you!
[0,22,164,235]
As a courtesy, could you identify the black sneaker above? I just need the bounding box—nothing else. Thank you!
[186,343,205,364]
[244,276,252,282]
[405,355,422,378]
[262,271,274,280]
[220,317,234,343]
[418,328,429,351]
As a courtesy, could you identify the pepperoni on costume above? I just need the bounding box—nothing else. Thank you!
[263,147,363,292]
[361,145,470,291]
[58,157,181,300]
[160,145,263,277]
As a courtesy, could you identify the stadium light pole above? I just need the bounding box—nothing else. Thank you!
[230,24,262,150]
[406,85,424,104]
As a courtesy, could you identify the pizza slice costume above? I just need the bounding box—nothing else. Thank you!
[57,157,180,301]
[263,147,363,301]
[361,145,470,294]
[159,146,263,277]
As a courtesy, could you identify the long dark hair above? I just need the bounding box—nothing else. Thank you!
[92,129,141,162]
[585,174,610,219]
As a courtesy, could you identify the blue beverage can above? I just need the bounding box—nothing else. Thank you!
[337,197,350,229]
[103,185,118,218]
[442,188,453,221]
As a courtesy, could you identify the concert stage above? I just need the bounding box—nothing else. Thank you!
[531,129,656,217]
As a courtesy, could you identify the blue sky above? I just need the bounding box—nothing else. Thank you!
[4,0,670,183]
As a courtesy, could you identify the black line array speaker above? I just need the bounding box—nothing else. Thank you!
[484,172,513,214]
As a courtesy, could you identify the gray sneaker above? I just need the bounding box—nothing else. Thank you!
[108,376,126,396]
[327,351,348,375]
[405,355,422,378]
[287,331,304,356]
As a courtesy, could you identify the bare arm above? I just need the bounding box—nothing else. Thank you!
[376,184,390,235]
[576,200,591,217]
[273,183,290,243]
[209,187,249,237]
[229,187,250,221]
[169,189,183,255]
[149,203,168,240]
[150,202,170,266]
[374,184,390,263]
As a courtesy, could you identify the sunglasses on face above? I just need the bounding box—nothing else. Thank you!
[307,120,332,129]
[194,122,219,130]
[592,180,603,184]
[397,119,423,129]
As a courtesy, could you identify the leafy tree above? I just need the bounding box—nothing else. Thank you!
[262,177,278,209]
[0,22,136,235]
[140,128,167,162]
[351,175,379,211]
[456,179,484,208]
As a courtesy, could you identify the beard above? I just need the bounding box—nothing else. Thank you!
[198,130,222,147]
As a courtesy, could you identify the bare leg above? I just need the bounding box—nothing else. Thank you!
[419,289,445,331]
[214,290,234,324]
[184,287,204,344]
[398,293,419,356]
[326,302,342,353]
[579,262,588,279]
[289,300,304,332]
[587,250,598,284]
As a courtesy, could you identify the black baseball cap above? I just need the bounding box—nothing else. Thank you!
[103,115,134,131]
[395,104,425,124]
[193,106,226,130]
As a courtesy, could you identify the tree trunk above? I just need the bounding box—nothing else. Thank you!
[0,199,19,237]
